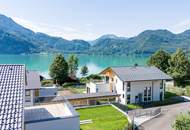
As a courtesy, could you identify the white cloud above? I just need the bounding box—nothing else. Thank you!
[12,17,96,40]
[170,19,190,33]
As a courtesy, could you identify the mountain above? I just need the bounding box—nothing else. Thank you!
[0,14,90,54]
[90,29,190,55]
[0,14,190,55]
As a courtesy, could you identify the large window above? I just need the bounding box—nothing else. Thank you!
[144,87,151,102]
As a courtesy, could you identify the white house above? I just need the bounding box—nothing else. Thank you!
[86,66,172,105]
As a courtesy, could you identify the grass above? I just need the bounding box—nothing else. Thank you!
[77,105,129,130]
[127,104,142,109]
[65,86,86,94]
[58,82,86,94]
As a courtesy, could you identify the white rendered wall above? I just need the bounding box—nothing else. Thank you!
[127,80,163,104]
[86,82,96,93]
[86,82,110,93]
[114,76,126,104]
[25,116,80,130]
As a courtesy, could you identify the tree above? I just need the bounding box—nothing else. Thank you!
[147,49,170,73]
[49,54,68,85]
[173,113,190,130]
[167,49,190,86]
[67,54,79,79]
[81,65,89,76]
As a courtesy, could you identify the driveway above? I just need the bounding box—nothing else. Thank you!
[141,102,190,130]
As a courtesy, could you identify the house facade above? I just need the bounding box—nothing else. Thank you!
[86,66,172,105]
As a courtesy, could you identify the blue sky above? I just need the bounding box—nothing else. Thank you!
[0,0,190,40]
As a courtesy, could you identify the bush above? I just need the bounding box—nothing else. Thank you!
[185,86,190,96]
[172,113,190,130]
[80,74,103,83]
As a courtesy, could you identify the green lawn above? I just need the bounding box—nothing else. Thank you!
[77,105,129,130]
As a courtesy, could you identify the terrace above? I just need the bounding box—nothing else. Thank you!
[24,101,80,130]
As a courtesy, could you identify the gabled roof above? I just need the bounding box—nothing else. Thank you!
[101,66,172,81]
[0,64,25,130]
[26,71,41,90]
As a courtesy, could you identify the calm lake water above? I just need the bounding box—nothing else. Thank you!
[0,54,149,77]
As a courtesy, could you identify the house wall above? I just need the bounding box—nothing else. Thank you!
[86,82,110,93]
[86,82,96,93]
[25,116,80,130]
[114,75,126,104]
[126,80,164,104]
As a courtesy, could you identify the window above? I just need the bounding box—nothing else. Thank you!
[160,81,163,89]
[123,82,125,91]
[144,87,151,102]
[25,99,31,102]
[106,76,109,83]
[127,82,131,92]
[96,88,99,93]
[122,94,124,98]
[144,87,147,97]
[148,87,151,96]
[112,78,114,82]
[127,94,130,104]
[135,95,139,102]
[25,90,31,96]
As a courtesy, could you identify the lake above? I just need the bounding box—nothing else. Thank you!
[0,54,149,78]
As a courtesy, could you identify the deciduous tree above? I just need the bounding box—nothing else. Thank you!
[80,65,89,76]
[147,49,170,73]
[68,54,79,79]
[167,49,190,86]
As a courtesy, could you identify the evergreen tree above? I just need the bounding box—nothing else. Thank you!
[167,49,190,86]
[147,49,170,73]
[81,65,89,76]
[49,54,68,85]
[67,54,79,79]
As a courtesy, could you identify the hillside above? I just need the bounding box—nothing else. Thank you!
[0,14,190,55]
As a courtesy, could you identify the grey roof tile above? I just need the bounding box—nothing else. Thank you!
[110,66,172,81]
[0,65,25,130]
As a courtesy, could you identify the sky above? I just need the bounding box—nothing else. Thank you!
[0,0,190,40]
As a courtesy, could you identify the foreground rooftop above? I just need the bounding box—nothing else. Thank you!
[24,102,79,123]
[0,64,25,130]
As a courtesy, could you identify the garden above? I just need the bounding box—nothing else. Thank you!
[76,105,129,130]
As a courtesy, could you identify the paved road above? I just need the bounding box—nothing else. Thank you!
[141,102,190,130]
